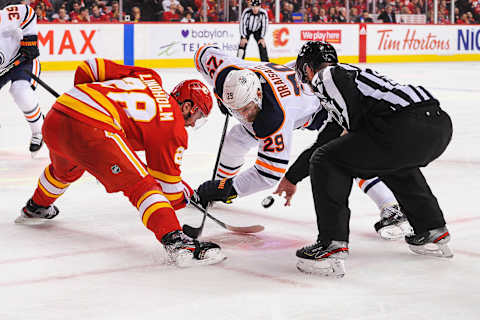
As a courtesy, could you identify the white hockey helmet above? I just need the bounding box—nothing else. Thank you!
[222,69,262,112]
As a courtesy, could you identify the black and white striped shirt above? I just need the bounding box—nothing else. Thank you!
[239,8,268,38]
[311,63,437,131]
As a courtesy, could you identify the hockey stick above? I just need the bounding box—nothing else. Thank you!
[182,200,264,238]
[24,70,60,98]
[182,112,231,238]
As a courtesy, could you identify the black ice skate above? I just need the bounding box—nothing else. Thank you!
[16,198,59,224]
[375,204,413,240]
[405,226,453,258]
[29,133,44,157]
[161,230,226,267]
[296,240,349,278]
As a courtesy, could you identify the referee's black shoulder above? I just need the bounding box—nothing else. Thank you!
[260,8,268,15]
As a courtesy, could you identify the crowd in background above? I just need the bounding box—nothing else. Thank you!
[16,0,480,24]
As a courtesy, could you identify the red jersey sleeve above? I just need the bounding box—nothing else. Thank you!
[74,58,160,86]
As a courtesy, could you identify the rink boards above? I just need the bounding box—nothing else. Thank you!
[37,22,480,70]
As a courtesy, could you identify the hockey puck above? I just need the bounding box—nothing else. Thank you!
[262,195,275,208]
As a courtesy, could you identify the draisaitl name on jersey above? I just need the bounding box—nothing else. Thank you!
[253,65,292,98]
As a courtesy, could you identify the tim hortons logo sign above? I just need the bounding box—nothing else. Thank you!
[377,29,450,51]
[301,30,342,43]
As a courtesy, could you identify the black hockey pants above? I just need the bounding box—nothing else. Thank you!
[309,101,453,243]
[237,30,269,62]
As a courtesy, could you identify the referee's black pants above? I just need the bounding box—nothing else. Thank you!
[309,101,453,243]
[238,30,269,62]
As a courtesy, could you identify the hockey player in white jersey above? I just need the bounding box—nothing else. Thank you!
[192,45,412,239]
[0,2,43,155]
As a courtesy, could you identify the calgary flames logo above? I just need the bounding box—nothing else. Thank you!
[273,28,289,47]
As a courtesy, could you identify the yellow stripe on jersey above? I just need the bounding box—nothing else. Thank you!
[45,166,69,189]
[57,94,122,131]
[37,181,62,199]
[78,85,122,128]
[164,192,183,201]
[136,190,164,208]
[142,202,172,226]
[105,132,149,177]
[148,168,182,183]
[97,58,106,81]
[78,62,96,82]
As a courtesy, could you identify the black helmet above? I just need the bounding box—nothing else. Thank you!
[251,0,261,6]
[295,41,338,84]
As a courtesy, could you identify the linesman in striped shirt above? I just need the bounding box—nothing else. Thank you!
[293,41,454,277]
[237,0,269,62]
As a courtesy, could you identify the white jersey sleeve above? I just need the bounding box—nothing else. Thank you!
[0,5,36,70]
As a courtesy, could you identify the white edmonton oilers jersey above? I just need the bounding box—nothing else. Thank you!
[195,45,326,196]
[0,5,36,71]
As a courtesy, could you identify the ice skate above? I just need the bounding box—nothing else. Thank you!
[161,230,226,267]
[405,226,453,258]
[29,133,43,157]
[296,240,349,278]
[374,204,413,240]
[16,198,59,225]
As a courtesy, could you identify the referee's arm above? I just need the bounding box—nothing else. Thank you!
[260,9,268,39]
[239,9,249,38]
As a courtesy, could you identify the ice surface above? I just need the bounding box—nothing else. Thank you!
[1,62,479,320]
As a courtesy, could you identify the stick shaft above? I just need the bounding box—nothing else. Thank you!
[211,114,230,181]
[24,70,60,98]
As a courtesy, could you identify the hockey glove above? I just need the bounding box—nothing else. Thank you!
[19,35,40,62]
[195,178,237,208]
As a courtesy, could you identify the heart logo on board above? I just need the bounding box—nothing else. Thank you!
[181,30,189,38]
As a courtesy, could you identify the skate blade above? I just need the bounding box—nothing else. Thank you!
[14,215,52,225]
[378,221,413,240]
[174,249,227,268]
[296,258,346,278]
[408,243,454,258]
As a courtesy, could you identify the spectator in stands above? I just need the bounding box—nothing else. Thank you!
[349,7,359,22]
[378,5,396,23]
[106,0,122,21]
[69,1,81,22]
[35,4,50,22]
[163,0,180,12]
[336,7,347,22]
[309,6,321,22]
[355,10,373,22]
[163,2,182,21]
[328,6,337,22]
[281,1,293,22]
[131,5,142,22]
[180,10,195,22]
[51,6,70,22]
[91,3,107,21]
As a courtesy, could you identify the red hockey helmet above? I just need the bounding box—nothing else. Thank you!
[171,79,213,118]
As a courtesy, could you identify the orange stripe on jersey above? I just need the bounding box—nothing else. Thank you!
[136,190,164,208]
[255,159,286,173]
[218,167,240,176]
[148,168,181,183]
[195,45,210,72]
[78,85,122,127]
[78,62,96,82]
[57,94,122,131]
[97,58,106,81]
[251,68,286,139]
[142,202,172,226]
[37,181,62,199]
[25,107,40,120]
[358,179,366,188]
[45,166,69,189]
[19,6,33,28]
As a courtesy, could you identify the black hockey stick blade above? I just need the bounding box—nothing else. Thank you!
[182,209,207,239]
[189,201,264,234]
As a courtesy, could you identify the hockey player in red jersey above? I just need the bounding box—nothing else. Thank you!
[17,58,225,267]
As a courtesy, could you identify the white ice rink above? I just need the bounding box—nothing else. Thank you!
[0,62,479,320]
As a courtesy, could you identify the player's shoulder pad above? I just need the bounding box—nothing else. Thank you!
[252,75,285,139]
[194,44,220,74]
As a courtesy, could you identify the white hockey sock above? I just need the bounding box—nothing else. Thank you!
[356,178,397,210]
[10,80,43,135]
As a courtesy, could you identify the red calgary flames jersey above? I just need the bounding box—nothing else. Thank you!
[54,58,188,204]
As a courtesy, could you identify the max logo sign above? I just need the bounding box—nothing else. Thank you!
[38,30,96,55]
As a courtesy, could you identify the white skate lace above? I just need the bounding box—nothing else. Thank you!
[31,135,42,146]
[381,204,401,220]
